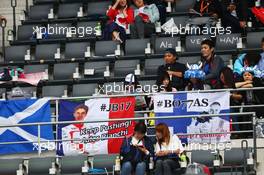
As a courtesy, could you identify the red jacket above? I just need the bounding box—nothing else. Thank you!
[107,7,134,28]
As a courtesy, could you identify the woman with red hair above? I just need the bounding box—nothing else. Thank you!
[154,123,184,175]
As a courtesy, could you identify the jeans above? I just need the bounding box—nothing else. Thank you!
[121,161,146,175]
[130,16,155,39]
[155,159,180,175]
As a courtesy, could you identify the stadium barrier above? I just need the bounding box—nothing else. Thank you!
[0,87,263,173]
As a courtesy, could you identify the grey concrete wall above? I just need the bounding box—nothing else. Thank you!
[0,0,33,47]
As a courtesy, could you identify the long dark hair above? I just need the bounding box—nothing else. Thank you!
[186,79,205,90]
[218,67,236,89]
[156,71,173,92]
[112,0,131,10]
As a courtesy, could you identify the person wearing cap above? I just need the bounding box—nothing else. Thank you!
[184,62,211,91]
[235,66,264,136]
[124,73,148,114]
[200,39,224,88]
[157,48,187,91]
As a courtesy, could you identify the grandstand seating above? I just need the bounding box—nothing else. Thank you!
[0,0,263,174]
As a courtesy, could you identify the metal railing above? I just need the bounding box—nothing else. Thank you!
[0,87,264,170]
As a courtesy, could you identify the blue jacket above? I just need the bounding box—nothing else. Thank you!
[134,4,160,23]
[257,52,264,71]
[120,135,154,165]
[234,53,247,76]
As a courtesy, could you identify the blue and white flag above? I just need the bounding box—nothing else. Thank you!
[154,92,230,144]
[0,98,54,155]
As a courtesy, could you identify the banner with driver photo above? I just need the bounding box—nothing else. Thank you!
[154,92,230,144]
[57,97,136,156]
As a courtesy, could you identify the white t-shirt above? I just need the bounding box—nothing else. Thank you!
[155,134,184,154]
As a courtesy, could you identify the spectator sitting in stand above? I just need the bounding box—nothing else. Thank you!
[188,0,222,34]
[200,39,224,88]
[104,0,134,43]
[131,0,160,38]
[157,48,186,91]
[120,122,154,175]
[221,0,247,33]
[257,37,264,75]
[235,66,264,118]
[233,52,261,79]
[145,0,173,24]
[156,71,177,92]
[184,62,211,91]
[216,67,242,136]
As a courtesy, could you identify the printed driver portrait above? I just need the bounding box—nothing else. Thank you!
[187,102,230,143]
[61,104,89,156]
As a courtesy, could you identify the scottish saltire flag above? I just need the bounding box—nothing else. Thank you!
[0,98,54,155]
[58,97,135,156]
[154,92,230,144]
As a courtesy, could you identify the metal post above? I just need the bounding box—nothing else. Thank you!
[1,19,7,59]
[252,113,257,171]
[11,0,17,38]
[38,124,41,156]
[55,99,59,142]
[25,0,29,15]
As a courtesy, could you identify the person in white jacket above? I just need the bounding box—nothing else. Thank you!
[61,104,89,156]
[154,123,184,175]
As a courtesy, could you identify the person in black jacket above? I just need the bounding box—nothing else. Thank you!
[157,48,186,91]
[200,39,224,88]
[120,122,154,175]
[221,0,248,33]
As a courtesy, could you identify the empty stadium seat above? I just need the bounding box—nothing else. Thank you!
[224,148,251,166]
[5,45,30,63]
[45,23,72,39]
[87,1,111,17]
[174,0,196,13]
[95,41,118,57]
[214,173,242,175]
[60,155,87,174]
[76,21,98,38]
[139,80,156,92]
[185,35,210,52]
[154,37,180,54]
[191,150,215,167]
[58,3,82,19]
[72,83,98,96]
[65,42,90,60]
[215,33,241,51]
[144,58,163,75]
[35,43,60,61]
[84,61,109,78]
[17,25,38,41]
[0,159,24,175]
[246,32,264,49]
[178,56,200,64]
[28,157,54,174]
[219,54,232,66]
[53,63,78,80]
[125,39,150,56]
[14,87,36,97]
[42,85,67,97]
[166,16,189,28]
[28,4,53,20]
[24,64,49,74]
[114,59,140,77]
